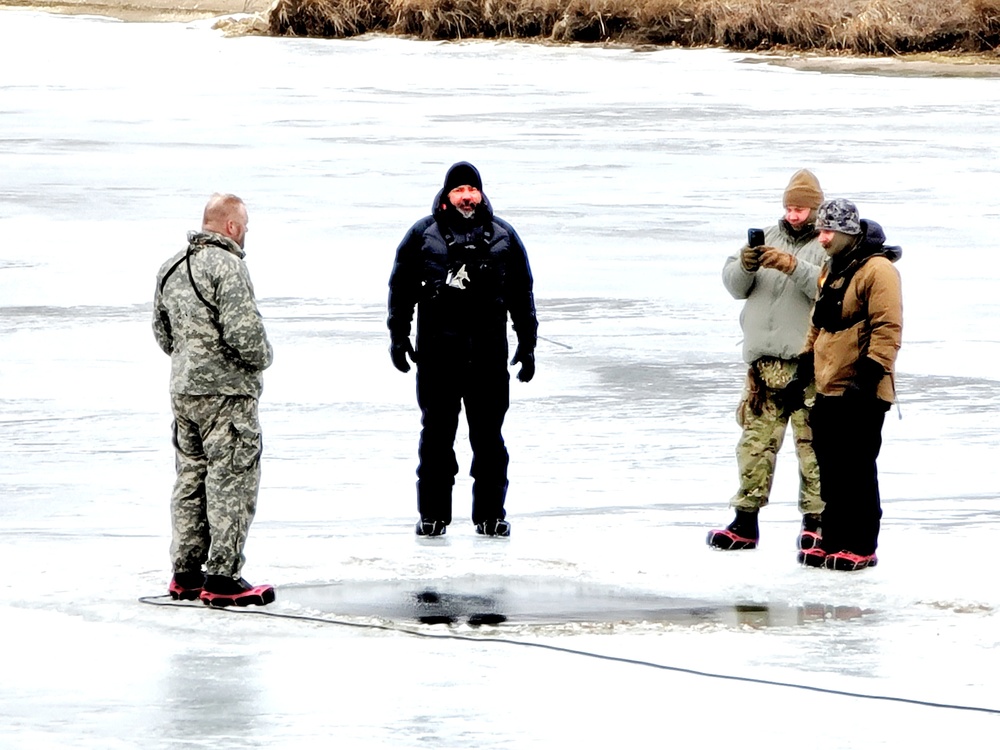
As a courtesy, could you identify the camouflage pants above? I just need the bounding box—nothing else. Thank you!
[169,394,262,578]
[731,359,823,515]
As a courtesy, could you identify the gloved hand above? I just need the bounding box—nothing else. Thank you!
[741,244,764,272]
[759,249,798,275]
[510,344,535,383]
[845,357,884,399]
[779,352,814,412]
[745,364,766,417]
[390,337,417,373]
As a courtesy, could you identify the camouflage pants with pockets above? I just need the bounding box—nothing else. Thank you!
[731,358,823,515]
[169,393,262,578]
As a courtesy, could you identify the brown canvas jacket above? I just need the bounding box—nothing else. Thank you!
[805,254,902,402]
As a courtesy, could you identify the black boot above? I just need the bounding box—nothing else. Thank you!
[475,519,511,537]
[706,509,759,550]
[797,513,822,550]
[415,519,447,537]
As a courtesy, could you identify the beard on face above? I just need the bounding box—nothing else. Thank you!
[455,204,476,219]
[821,231,856,256]
[786,219,815,240]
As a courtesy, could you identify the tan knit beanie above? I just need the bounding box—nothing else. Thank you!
[783,169,824,209]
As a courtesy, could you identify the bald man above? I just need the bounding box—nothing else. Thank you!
[153,193,275,607]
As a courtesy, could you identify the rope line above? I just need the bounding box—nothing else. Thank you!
[138,595,999,716]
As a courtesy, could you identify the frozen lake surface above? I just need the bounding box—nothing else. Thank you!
[1,9,999,748]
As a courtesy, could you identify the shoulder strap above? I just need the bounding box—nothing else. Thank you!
[185,249,220,318]
[159,247,219,319]
[159,254,187,294]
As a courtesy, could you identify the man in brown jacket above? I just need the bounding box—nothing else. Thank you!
[792,199,902,571]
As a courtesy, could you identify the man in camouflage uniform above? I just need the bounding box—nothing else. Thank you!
[707,170,827,553]
[153,193,275,607]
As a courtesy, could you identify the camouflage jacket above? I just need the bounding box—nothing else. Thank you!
[153,230,272,397]
[722,219,827,364]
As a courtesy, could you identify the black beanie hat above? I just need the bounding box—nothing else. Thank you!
[443,161,483,194]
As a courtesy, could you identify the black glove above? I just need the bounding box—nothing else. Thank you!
[845,357,884,399]
[779,352,814,412]
[390,337,417,373]
[510,344,535,383]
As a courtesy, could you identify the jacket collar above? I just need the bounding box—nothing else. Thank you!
[186,230,245,259]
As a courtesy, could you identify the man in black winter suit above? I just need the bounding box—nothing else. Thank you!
[387,162,538,538]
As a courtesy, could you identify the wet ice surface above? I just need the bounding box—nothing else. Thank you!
[1,9,999,748]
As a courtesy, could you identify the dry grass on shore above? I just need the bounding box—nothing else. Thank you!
[267,0,1000,54]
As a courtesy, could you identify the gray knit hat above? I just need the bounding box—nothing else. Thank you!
[816,198,861,235]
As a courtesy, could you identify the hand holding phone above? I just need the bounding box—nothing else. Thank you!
[742,228,765,271]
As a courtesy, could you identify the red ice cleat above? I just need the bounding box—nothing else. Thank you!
[798,531,822,550]
[199,575,275,608]
[168,572,205,601]
[797,548,827,567]
[797,514,823,550]
[707,509,759,550]
[824,551,878,572]
[706,528,758,550]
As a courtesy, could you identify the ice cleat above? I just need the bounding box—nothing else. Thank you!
[169,571,205,601]
[706,529,758,550]
[199,575,275,607]
[797,548,827,568]
[824,551,878,572]
[415,519,447,537]
[707,509,759,550]
[797,513,823,550]
[475,519,511,537]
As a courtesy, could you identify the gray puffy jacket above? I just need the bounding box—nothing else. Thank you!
[722,221,827,364]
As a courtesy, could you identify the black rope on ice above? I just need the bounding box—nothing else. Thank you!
[537,335,572,350]
[138,595,999,717]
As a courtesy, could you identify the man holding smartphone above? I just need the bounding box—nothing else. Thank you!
[708,169,828,555]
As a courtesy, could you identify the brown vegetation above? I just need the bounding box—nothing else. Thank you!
[267,0,1000,54]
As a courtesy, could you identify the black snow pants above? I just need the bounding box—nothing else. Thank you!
[811,394,889,556]
[414,350,510,526]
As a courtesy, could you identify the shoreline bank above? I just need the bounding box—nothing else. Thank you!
[0,0,269,21]
[4,0,1000,78]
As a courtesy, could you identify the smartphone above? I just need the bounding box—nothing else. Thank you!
[747,228,766,248]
